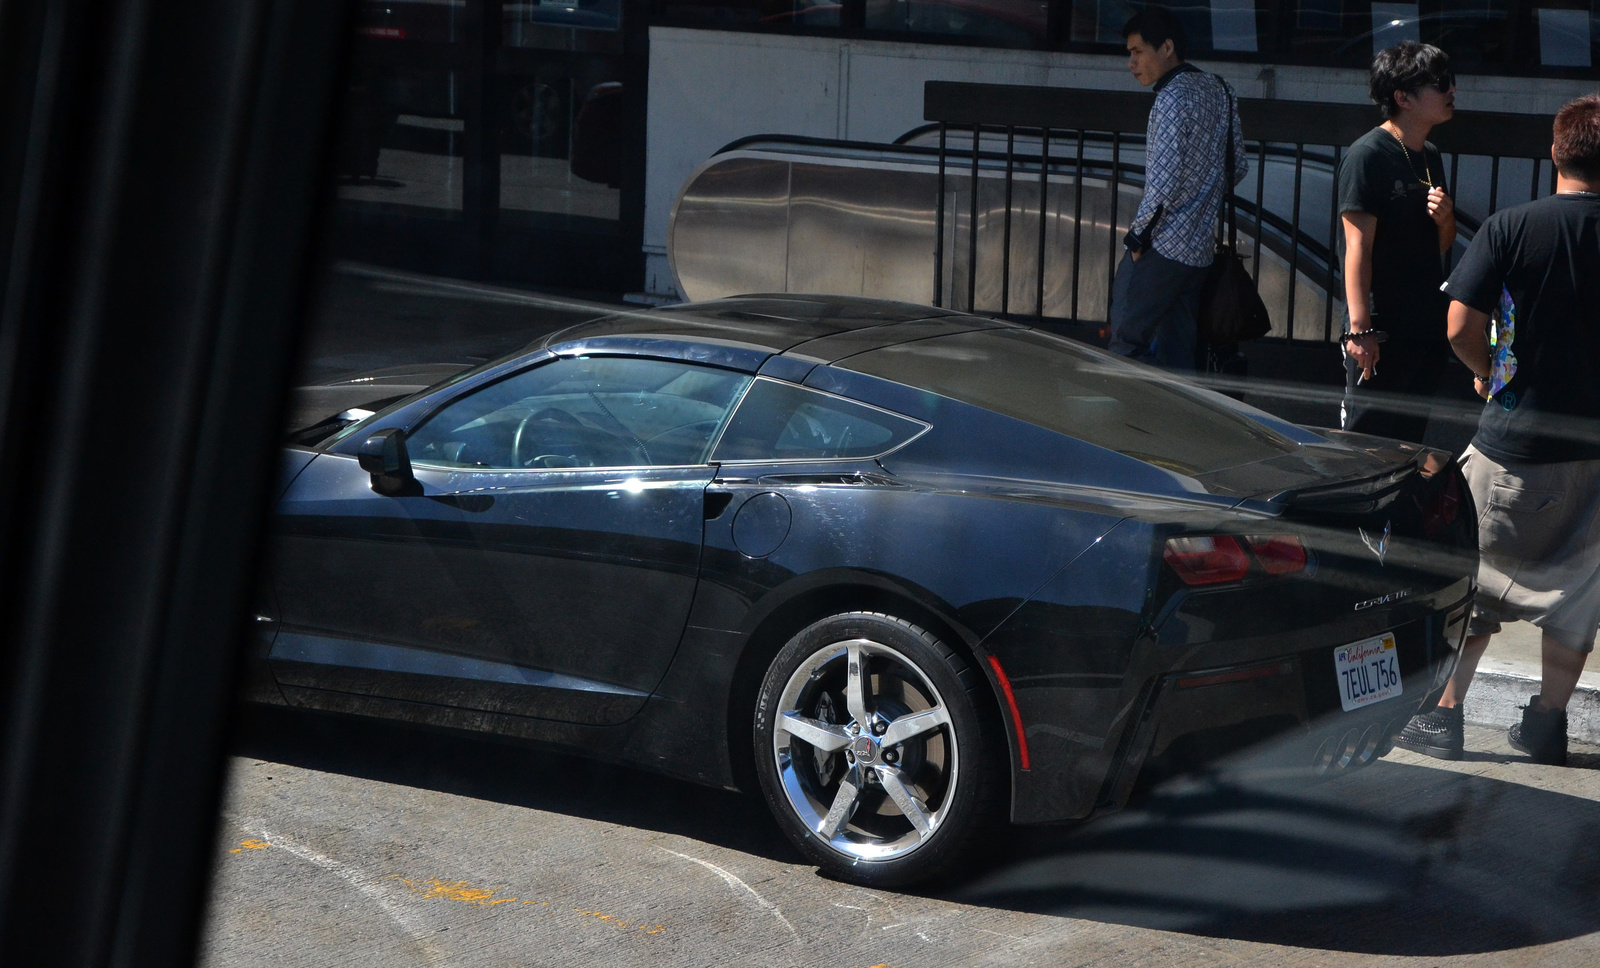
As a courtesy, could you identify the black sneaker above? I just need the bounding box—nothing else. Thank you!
[1394,704,1464,760]
[1508,695,1568,766]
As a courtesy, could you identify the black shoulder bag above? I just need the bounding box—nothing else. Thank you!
[1197,78,1271,347]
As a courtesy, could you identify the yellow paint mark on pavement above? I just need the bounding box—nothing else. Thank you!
[391,875,521,907]
[385,874,665,936]
[574,909,666,935]
[228,839,270,854]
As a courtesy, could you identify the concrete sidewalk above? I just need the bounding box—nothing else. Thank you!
[1458,621,1600,744]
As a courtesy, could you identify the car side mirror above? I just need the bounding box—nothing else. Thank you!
[357,428,419,496]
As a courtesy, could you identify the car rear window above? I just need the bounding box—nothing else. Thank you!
[837,328,1299,476]
[712,378,927,462]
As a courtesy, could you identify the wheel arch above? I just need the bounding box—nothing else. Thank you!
[723,575,1011,807]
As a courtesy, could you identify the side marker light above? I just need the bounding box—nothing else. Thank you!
[986,655,1030,770]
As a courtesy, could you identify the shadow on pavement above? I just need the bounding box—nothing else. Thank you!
[231,703,801,865]
[950,753,1600,956]
[233,704,1600,956]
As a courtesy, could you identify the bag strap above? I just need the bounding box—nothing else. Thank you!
[1215,74,1239,251]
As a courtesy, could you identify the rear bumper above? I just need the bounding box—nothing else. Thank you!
[1094,587,1473,811]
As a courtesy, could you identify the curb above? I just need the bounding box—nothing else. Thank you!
[1461,664,1600,746]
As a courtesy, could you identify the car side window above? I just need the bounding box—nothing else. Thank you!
[406,356,751,469]
[711,378,926,462]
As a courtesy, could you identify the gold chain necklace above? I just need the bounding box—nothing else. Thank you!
[1385,125,1434,189]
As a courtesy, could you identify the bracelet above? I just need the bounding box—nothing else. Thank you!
[1340,329,1389,345]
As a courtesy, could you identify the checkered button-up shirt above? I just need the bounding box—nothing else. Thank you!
[1129,66,1248,268]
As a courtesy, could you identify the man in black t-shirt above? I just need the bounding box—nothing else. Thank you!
[1394,94,1600,767]
[1337,42,1458,443]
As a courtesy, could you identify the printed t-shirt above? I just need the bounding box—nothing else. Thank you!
[1442,192,1600,463]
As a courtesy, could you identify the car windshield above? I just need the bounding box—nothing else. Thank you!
[838,327,1301,476]
[322,353,527,448]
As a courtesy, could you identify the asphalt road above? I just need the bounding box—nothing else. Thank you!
[200,710,1600,968]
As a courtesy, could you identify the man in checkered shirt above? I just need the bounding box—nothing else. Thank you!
[1108,7,1247,370]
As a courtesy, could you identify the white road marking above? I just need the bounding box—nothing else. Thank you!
[656,847,799,940]
[228,817,447,963]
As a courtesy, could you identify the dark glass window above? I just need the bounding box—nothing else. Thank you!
[354,0,467,44]
[1533,3,1598,68]
[504,0,622,36]
[1281,2,1516,70]
[1072,1,1266,55]
[407,356,751,468]
[864,0,1049,46]
[712,379,928,462]
[839,328,1299,476]
[335,65,465,214]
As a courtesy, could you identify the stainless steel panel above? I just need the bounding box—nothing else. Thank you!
[786,161,940,305]
[670,156,791,300]
[670,146,1332,340]
[938,171,1139,322]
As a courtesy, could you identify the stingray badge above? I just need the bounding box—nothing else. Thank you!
[1359,520,1392,565]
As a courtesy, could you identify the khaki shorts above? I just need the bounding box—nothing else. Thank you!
[1463,445,1600,652]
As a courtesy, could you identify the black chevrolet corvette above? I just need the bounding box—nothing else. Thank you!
[257,295,1476,885]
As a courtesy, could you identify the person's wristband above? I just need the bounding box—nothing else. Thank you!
[1340,329,1387,345]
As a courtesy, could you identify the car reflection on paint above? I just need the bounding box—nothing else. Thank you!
[254,294,1476,886]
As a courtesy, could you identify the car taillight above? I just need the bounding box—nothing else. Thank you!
[1163,534,1308,585]
[1163,536,1251,585]
[1245,534,1307,575]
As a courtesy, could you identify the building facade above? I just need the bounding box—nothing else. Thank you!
[331,1,1600,295]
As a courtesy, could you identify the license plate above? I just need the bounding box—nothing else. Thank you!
[1334,633,1403,712]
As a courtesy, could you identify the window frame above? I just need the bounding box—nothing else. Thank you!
[401,352,757,472]
[707,375,932,465]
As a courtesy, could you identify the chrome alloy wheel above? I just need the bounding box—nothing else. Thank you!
[772,638,958,862]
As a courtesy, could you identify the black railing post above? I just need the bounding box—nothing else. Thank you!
[934,123,947,307]
[1286,143,1305,339]
[1070,129,1085,322]
[1036,129,1050,318]
[1002,127,1014,315]
[968,123,981,311]
[1252,140,1266,285]
[1324,144,1341,343]
[1107,131,1121,322]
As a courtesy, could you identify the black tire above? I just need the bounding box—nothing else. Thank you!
[752,611,1007,887]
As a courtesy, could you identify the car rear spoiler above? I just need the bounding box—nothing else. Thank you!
[1270,461,1420,514]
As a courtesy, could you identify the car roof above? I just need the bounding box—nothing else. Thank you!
[538,294,1020,370]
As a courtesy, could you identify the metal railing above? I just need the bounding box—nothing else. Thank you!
[925,81,1557,343]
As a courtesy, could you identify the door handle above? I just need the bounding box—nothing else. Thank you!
[704,490,733,520]
[427,494,495,513]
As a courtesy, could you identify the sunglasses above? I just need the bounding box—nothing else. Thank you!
[1424,72,1456,94]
